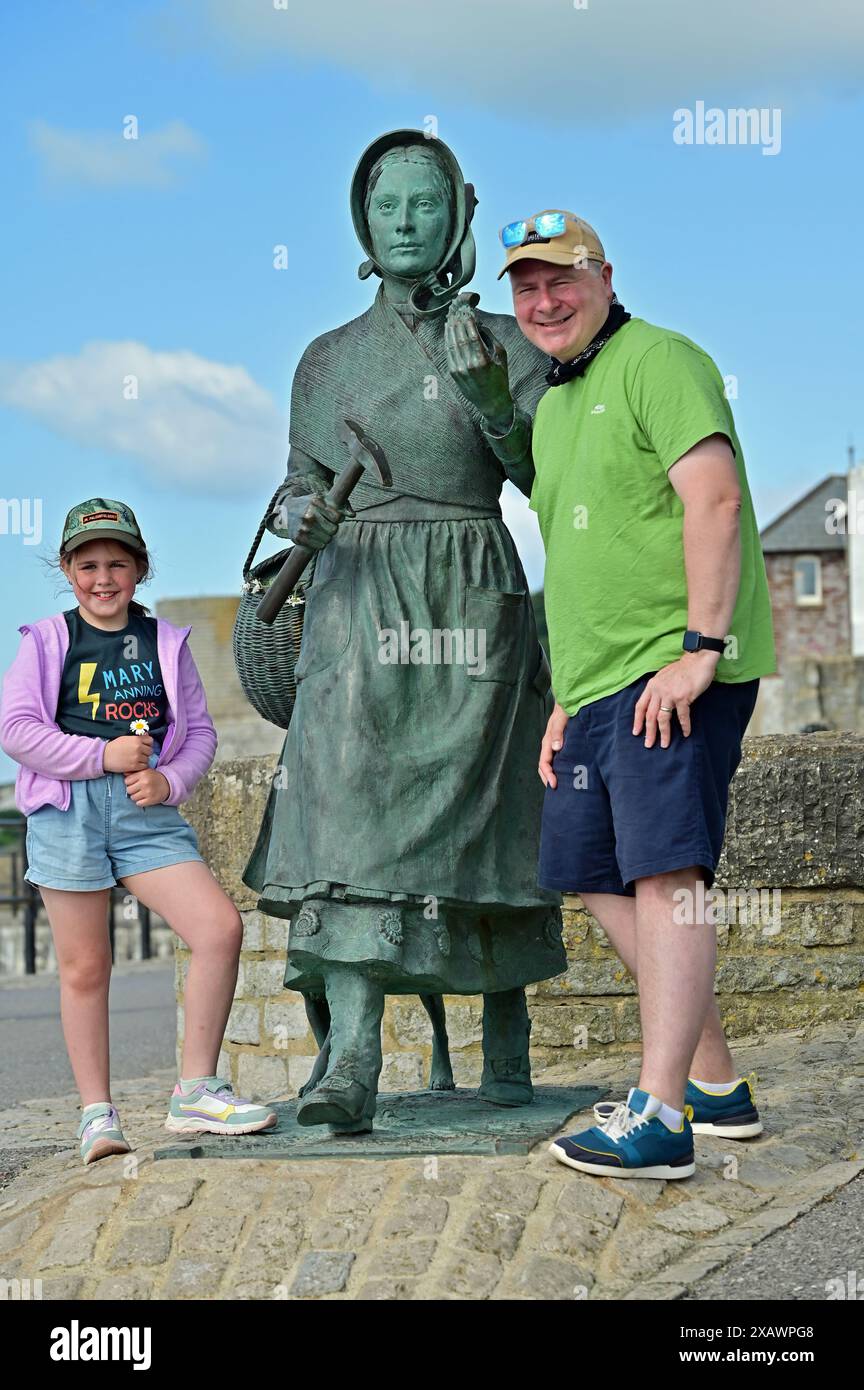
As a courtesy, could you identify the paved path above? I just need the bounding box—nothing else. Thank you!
[0,1020,861,1300]
[0,961,175,1110]
[684,1171,864,1301]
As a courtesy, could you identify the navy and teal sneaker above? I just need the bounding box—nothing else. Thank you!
[594,1071,762,1140]
[683,1072,762,1137]
[550,1088,695,1179]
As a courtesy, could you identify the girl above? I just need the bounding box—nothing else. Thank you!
[0,497,277,1163]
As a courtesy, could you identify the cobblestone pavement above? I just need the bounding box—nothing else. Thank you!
[0,1020,861,1301]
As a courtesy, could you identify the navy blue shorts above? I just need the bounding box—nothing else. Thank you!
[538,673,760,896]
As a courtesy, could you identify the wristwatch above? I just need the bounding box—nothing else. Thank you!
[683,630,726,654]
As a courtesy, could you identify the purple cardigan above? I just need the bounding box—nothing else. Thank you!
[0,612,218,816]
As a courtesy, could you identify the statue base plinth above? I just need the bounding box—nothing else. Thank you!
[154,1084,608,1161]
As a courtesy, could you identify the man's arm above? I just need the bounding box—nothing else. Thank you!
[632,431,742,745]
[668,430,742,681]
[625,331,749,745]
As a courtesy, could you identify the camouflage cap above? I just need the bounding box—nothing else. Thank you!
[61,498,146,554]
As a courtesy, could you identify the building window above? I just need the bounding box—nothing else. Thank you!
[794,555,822,606]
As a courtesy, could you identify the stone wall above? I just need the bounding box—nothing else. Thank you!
[156,596,284,763]
[180,734,864,1097]
[750,657,864,736]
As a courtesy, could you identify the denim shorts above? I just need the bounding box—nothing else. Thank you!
[538,672,760,896]
[24,767,204,892]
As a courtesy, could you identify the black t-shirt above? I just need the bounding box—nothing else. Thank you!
[55,608,170,747]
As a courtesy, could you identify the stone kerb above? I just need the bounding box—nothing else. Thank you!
[180,735,864,1098]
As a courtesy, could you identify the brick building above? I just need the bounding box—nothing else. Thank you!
[752,467,864,734]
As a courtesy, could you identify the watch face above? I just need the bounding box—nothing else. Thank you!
[683,631,700,652]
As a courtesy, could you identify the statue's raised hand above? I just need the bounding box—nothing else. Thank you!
[445,294,515,433]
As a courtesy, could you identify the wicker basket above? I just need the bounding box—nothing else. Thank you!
[232,487,317,730]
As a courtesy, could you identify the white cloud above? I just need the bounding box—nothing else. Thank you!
[0,342,285,492]
[162,0,864,120]
[28,118,206,187]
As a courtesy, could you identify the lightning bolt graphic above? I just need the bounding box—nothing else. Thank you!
[78,663,100,719]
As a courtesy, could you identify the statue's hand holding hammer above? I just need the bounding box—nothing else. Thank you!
[269,488,350,552]
[256,422,388,627]
[445,294,515,434]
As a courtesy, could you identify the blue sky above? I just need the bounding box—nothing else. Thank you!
[1,0,862,780]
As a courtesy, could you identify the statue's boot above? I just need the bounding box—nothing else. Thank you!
[478,987,533,1106]
[295,964,384,1132]
[324,1076,378,1136]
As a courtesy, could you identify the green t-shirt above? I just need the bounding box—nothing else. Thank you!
[529,317,776,715]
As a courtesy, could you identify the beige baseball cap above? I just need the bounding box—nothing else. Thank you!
[498,209,605,280]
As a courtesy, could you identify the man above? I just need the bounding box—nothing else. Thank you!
[495,210,776,1179]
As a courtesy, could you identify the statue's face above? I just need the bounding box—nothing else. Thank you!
[366,159,451,279]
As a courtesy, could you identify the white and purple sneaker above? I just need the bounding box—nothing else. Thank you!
[77,1103,131,1165]
[164,1078,278,1135]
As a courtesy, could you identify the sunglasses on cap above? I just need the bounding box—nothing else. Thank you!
[500,211,570,248]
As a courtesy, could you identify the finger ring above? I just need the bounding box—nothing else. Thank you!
[660,705,674,713]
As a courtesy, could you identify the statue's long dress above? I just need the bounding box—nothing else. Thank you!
[243,286,566,995]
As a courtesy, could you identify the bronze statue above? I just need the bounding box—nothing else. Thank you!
[243,130,565,1133]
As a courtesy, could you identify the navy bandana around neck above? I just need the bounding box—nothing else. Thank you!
[545,294,631,386]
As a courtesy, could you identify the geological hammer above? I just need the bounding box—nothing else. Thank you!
[256,417,392,625]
